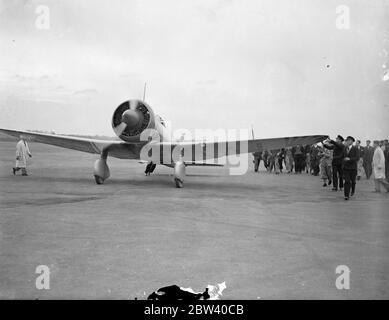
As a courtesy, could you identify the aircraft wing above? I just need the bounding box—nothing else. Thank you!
[156,134,328,161]
[0,128,146,159]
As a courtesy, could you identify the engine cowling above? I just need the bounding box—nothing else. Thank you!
[112,100,155,142]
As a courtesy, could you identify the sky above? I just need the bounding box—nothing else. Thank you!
[0,0,388,141]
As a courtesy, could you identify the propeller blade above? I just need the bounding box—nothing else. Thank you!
[130,100,138,110]
[113,122,127,136]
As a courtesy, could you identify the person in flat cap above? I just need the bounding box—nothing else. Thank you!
[323,135,345,191]
[342,136,360,200]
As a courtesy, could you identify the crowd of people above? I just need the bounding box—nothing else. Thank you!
[252,136,389,200]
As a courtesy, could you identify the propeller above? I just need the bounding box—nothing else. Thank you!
[112,100,144,136]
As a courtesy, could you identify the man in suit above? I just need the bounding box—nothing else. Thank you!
[323,135,345,191]
[363,140,374,179]
[342,136,360,200]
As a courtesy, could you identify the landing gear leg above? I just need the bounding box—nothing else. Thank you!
[174,160,185,188]
[94,153,110,185]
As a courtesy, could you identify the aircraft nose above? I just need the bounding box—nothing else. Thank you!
[122,109,140,128]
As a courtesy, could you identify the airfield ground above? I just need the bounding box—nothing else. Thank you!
[0,139,388,299]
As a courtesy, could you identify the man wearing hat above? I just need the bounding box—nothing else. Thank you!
[363,140,374,179]
[323,135,345,191]
[342,136,360,200]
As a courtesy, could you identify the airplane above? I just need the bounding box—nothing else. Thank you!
[0,99,328,187]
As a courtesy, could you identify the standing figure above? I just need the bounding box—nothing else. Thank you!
[318,146,333,187]
[262,150,269,170]
[342,136,360,200]
[267,151,275,173]
[13,135,32,176]
[355,140,365,180]
[293,145,304,174]
[274,151,281,174]
[310,145,320,176]
[372,140,389,192]
[278,149,285,173]
[323,135,345,191]
[284,148,294,173]
[305,146,311,174]
[252,151,262,172]
[363,140,374,179]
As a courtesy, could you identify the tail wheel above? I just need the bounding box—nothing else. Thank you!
[94,175,105,185]
[174,178,183,188]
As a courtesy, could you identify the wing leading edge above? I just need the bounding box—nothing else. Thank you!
[0,128,146,159]
[155,134,328,161]
[0,128,328,162]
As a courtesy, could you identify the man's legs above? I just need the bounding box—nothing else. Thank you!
[145,162,153,175]
[343,169,351,199]
[366,162,372,179]
[332,163,339,190]
[13,160,21,175]
[338,165,344,189]
[357,159,363,180]
[314,162,320,176]
[363,160,369,179]
[296,157,302,173]
[254,159,260,172]
[350,169,357,195]
[320,162,327,186]
[21,167,28,176]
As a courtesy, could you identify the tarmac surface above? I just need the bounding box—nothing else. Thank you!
[0,139,388,299]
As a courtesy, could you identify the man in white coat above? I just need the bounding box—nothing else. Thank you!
[13,135,32,176]
[372,140,389,193]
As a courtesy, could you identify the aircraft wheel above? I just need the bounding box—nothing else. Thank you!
[94,175,105,185]
[174,178,183,188]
